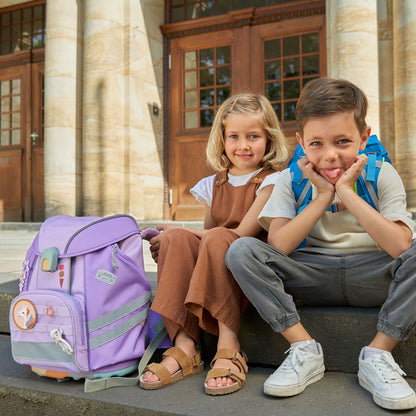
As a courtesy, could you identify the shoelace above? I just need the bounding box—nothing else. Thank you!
[372,351,406,383]
[280,344,309,371]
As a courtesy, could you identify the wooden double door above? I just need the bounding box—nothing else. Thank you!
[0,58,44,221]
[166,12,326,220]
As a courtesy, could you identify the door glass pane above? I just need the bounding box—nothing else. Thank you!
[1,114,9,129]
[184,90,198,109]
[200,68,214,87]
[0,130,8,146]
[12,95,20,111]
[1,97,9,112]
[184,71,197,89]
[284,102,296,121]
[11,111,20,128]
[302,33,319,53]
[283,58,299,77]
[11,129,20,145]
[200,48,214,67]
[303,55,319,75]
[200,109,214,127]
[184,51,197,69]
[265,39,281,60]
[217,86,230,105]
[216,66,231,85]
[265,61,281,80]
[200,88,214,107]
[216,46,230,65]
[265,81,281,101]
[284,79,300,100]
[283,36,299,56]
[185,111,198,129]
[12,79,21,94]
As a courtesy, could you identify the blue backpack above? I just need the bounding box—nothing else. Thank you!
[288,135,391,247]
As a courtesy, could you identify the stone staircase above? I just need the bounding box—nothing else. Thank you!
[1,221,416,415]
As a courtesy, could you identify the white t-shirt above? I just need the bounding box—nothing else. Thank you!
[191,168,280,206]
[258,163,416,254]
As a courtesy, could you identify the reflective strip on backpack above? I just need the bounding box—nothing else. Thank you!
[87,291,152,333]
[12,341,74,363]
[359,169,379,210]
[88,308,148,350]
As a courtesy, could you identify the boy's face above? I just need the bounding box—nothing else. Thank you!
[296,111,371,185]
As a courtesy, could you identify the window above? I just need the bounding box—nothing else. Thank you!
[0,78,21,146]
[265,32,320,123]
[0,4,46,55]
[169,0,294,23]
[183,45,231,129]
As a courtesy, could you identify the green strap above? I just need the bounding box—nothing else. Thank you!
[83,322,168,393]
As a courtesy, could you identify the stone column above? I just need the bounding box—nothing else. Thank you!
[44,0,82,217]
[326,0,380,135]
[377,0,395,160]
[82,0,125,216]
[82,0,164,218]
[393,1,416,211]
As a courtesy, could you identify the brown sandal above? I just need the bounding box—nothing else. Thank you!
[139,346,204,390]
[204,349,248,396]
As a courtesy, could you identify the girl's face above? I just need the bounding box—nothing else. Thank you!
[223,113,268,175]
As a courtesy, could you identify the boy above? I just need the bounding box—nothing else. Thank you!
[225,78,416,410]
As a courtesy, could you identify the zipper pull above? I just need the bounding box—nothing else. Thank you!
[50,329,73,356]
[112,245,119,270]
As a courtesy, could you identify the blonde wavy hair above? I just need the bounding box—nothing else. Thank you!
[206,93,289,171]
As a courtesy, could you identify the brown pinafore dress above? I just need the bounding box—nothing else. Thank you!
[150,169,274,342]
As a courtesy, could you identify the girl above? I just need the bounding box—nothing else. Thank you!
[140,93,288,395]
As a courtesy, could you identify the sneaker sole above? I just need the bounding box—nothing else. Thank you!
[263,367,325,397]
[358,374,416,410]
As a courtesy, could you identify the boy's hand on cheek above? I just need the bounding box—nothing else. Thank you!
[297,157,335,197]
[335,154,367,194]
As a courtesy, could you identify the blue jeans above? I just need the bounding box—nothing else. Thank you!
[225,239,416,342]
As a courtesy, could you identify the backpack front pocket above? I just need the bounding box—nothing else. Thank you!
[10,290,89,374]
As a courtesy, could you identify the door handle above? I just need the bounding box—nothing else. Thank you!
[30,131,39,146]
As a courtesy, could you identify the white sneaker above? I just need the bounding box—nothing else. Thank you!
[263,341,325,397]
[358,347,416,410]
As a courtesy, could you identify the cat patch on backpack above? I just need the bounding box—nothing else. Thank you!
[12,299,37,330]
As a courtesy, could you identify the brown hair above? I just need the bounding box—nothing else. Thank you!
[206,93,288,171]
[295,78,368,137]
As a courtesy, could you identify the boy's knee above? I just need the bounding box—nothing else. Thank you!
[225,237,257,270]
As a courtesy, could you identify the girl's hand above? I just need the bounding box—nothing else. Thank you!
[335,154,367,194]
[297,157,335,198]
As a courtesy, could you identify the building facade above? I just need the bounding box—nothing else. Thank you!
[0,0,414,222]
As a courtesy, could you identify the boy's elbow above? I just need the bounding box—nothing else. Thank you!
[267,235,292,256]
[389,237,413,258]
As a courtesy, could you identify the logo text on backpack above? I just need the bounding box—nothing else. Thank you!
[95,269,117,285]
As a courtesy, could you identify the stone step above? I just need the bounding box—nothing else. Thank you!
[2,333,414,416]
[3,272,416,377]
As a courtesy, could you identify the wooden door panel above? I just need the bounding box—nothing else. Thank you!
[0,149,22,221]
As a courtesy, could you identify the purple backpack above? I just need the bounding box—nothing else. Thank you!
[9,214,167,392]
